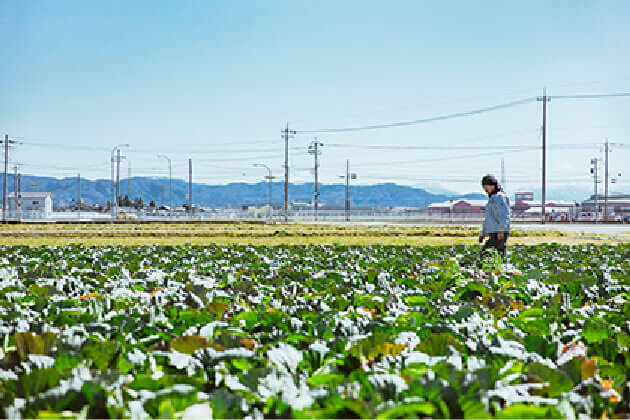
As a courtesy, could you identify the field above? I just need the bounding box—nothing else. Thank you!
[0,222,627,246]
[1,242,629,418]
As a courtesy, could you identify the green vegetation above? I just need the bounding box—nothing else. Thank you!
[0,243,628,418]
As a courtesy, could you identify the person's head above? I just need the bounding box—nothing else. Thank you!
[481,174,501,195]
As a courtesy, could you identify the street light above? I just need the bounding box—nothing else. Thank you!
[157,154,172,217]
[339,160,357,222]
[111,144,129,218]
[253,163,274,223]
[308,139,324,221]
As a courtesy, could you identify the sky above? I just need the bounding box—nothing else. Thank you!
[1,0,629,197]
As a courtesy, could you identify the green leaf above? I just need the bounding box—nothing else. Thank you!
[81,381,105,406]
[81,339,120,370]
[234,311,259,329]
[404,295,427,306]
[518,307,544,319]
[210,389,242,419]
[527,363,574,397]
[453,305,475,321]
[582,323,609,344]
[459,395,491,419]
[376,402,436,419]
[170,335,209,354]
[207,301,228,319]
[415,333,465,356]
[523,335,555,359]
[53,353,82,371]
[617,332,630,349]
[455,282,490,301]
[350,333,407,361]
[117,355,134,374]
[308,373,345,388]
[14,332,56,360]
[496,403,562,419]
[4,368,61,399]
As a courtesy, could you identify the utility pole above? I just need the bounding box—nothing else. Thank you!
[339,160,357,222]
[281,124,296,223]
[77,173,81,220]
[128,161,132,197]
[111,148,115,217]
[590,158,600,221]
[16,173,21,220]
[253,163,274,223]
[110,144,129,219]
[308,138,323,221]
[604,139,609,221]
[188,158,193,218]
[537,89,550,224]
[2,135,5,222]
[116,149,121,216]
[13,166,18,219]
[346,160,350,222]
[2,135,16,223]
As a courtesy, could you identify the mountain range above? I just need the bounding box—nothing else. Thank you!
[4,174,489,209]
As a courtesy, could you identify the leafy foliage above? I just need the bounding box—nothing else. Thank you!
[0,243,627,418]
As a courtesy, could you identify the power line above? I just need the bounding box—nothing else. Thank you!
[325,142,607,151]
[19,141,289,155]
[550,92,630,100]
[296,97,537,134]
[296,91,630,134]
[326,143,534,150]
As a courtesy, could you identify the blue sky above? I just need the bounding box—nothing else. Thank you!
[1,0,629,196]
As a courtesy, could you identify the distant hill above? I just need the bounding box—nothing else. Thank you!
[4,174,487,209]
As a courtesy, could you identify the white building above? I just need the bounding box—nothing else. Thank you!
[8,192,53,219]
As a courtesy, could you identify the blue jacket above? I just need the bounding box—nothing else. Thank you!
[481,191,511,236]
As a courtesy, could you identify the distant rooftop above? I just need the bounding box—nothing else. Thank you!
[8,191,52,199]
[428,199,487,208]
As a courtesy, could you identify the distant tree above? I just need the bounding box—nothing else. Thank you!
[149,200,156,208]
[118,195,133,207]
[105,200,111,211]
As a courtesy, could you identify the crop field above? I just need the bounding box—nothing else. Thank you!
[0,243,629,418]
[0,222,625,247]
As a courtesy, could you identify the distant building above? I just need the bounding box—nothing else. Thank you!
[509,191,577,220]
[514,191,534,201]
[427,199,486,216]
[427,192,578,220]
[580,194,630,220]
[513,192,534,214]
[8,192,53,218]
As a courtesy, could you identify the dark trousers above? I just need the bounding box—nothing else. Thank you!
[481,232,509,258]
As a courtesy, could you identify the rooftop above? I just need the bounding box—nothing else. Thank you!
[428,199,487,208]
[8,191,52,199]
